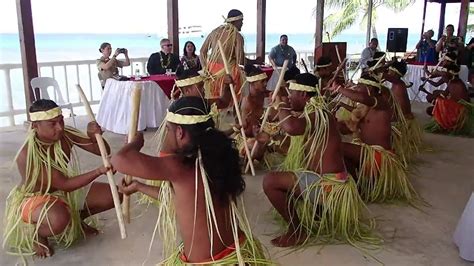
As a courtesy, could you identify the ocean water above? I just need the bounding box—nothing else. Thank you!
[0,32,422,63]
[0,32,421,127]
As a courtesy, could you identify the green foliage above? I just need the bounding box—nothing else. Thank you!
[317,0,415,39]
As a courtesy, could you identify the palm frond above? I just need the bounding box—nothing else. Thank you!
[381,0,415,12]
[324,5,360,38]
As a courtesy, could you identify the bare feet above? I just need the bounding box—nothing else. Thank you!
[271,230,307,247]
[34,236,53,258]
[81,222,99,237]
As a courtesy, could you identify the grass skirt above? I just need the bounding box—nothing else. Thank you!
[392,117,424,165]
[274,172,381,249]
[354,141,419,204]
[160,235,271,265]
[425,99,474,137]
[3,188,88,257]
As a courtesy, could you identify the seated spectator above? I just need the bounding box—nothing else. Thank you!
[180,41,201,71]
[96,42,130,88]
[147,38,180,75]
[416,30,437,64]
[269,35,297,69]
[359,38,379,70]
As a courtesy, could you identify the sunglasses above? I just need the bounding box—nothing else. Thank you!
[162,44,173,47]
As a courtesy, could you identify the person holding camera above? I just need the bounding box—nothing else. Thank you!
[436,25,464,59]
[96,42,130,88]
[416,30,437,64]
[146,38,180,75]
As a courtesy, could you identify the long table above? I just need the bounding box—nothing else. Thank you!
[406,64,469,102]
[97,79,170,134]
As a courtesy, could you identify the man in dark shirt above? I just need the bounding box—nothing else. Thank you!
[147,38,180,75]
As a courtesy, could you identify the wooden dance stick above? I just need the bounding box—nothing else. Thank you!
[419,56,445,91]
[335,45,347,81]
[122,86,141,224]
[245,59,289,173]
[76,84,127,239]
[217,41,256,176]
[322,58,348,92]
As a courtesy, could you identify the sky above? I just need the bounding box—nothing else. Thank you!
[0,0,466,37]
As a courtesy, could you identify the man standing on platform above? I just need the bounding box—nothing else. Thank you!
[200,9,263,99]
[269,35,299,73]
[147,38,180,75]
[359,38,379,70]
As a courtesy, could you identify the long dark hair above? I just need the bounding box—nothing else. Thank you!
[183,41,196,57]
[168,97,245,203]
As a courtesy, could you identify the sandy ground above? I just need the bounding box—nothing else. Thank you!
[0,102,473,266]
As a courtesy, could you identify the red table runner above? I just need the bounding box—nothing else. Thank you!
[131,66,274,99]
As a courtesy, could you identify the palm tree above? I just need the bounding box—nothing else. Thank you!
[467,6,474,33]
[319,0,415,41]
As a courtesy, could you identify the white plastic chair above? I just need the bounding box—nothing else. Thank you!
[30,77,76,126]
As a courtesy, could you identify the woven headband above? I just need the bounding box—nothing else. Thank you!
[388,66,403,77]
[315,62,332,68]
[30,107,62,122]
[289,82,318,92]
[224,15,243,23]
[246,73,267,82]
[175,76,204,88]
[358,78,381,89]
[165,104,217,125]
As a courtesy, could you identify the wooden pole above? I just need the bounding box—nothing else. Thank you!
[122,86,141,223]
[76,84,127,239]
[420,0,428,37]
[256,0,266,60]
[16,0,38,120]
[217,41,255,176]
[366,0,374,46]
[245,59,289,173]
[315,0,324,47]
[458,0,469,41]
[167,0,179,55]
[437,0,447,40]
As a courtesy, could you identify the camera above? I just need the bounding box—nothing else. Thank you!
[118,48,126,53]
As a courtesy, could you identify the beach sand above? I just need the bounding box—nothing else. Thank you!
[0,102,473,266]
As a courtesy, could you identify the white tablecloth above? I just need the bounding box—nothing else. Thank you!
[97,79,170,134]
[405,64,469,102]
[454,193,474,261]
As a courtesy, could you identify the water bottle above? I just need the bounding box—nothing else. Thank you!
[135,68,141,80]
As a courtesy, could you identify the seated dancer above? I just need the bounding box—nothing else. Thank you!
[383,60,423,162]
[237,65,289,164]
[3,100,119,258]
[314,56,333,88]
[335,76,419,203]
[112,97,271,265]
[172,67,232,109]
[423,64,474,136]
[263,73,378,248]
[423,51,457,77]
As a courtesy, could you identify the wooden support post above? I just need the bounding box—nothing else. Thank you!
[315,0,324,47]
[16,0,38,119]
[458,0,469,41]
[256,0,266,60]
[167,0,179,55]
[366,0,374,46]
[420,0,428,37]
[438,0,447,40]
